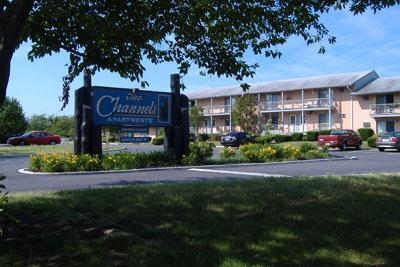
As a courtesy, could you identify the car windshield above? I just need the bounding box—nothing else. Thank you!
[382,132,400,137]
[21,132,33,137]
[330,130,346,135]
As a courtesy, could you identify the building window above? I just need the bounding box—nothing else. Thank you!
[318,88,330,99]
[318,113,328,124]
[290,115,296,124]
[266,93,280,110]
[378,120,395,133]
[271,115,279,127]
[376,94,394,104]
[225,119,230,126]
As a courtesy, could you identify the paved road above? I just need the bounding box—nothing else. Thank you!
[1,148,400,193]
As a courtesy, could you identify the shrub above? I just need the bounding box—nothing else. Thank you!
[29,152,103,172]
[319,130,331,135]
[303,149,329,159]
[151,136,164,145]
[358,128,375,141]
[76,154,102,171]
[255,134,275,144]
[274,134,293,143]
[0,174,8,237]
[220,146,237,160]
[239,143,266,162]
[102,151,173,170]
[198,133,209,141]
[210,134,221,142]
[281,144,301,159]
[259,146,278,161]
[240,143,300,162]
[182,141,215,165]
[299,142,319,153]
[304,131,320,141]
[367,134,378,148]
[291,132,303,141]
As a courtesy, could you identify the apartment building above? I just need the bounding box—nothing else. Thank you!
[186,70,400,134]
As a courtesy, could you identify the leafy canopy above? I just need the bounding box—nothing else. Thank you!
[0,97,28,142]
[1,0,399,108]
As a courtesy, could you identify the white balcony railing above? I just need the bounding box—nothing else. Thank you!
[370,103,400,116]
[259,98,333,112]
[202,105,231,115]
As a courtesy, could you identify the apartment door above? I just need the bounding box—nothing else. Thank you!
[377,120,395,133]
[289,114,297,132]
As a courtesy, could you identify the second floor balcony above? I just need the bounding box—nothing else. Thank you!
[370,103,400,117]
[202,104,231,115]
[259,97,333,112]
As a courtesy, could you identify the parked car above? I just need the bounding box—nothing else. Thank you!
[375,132,400,152]
[220,132,254,147]
[317,129,362,150]
[7,131,62,146]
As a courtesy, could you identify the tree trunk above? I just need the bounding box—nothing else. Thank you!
[0,0,34,106]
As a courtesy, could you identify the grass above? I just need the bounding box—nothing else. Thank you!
[0,143,125,155]
[2,174,400,266]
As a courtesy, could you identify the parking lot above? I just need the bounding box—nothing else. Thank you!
[1,146,400,192]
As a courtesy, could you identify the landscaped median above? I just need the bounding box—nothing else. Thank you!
[25,142,329,173]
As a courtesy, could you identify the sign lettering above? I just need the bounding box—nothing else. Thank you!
[120,136,152,143]
[91,87,172,126]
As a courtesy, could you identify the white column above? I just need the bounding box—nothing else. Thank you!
[210,98,213,134]
[328,88,332,129]
[257,94,260,132]
[301,89,305,133]
[229,96,232,132]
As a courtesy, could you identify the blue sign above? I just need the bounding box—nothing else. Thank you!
[91,86,172,126]
[120,136,152,143]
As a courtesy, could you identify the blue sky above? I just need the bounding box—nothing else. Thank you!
[7,6,400,117]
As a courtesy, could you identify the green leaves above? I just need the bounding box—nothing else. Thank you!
[2,0,399,109]
[231,93,258,133]
[0,97,28,142]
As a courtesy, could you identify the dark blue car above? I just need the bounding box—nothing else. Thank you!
[220,132,254,147]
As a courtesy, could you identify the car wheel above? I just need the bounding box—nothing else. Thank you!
[378,147,385,152]
[356,141,362,150]
[339,142,347,151]
[49,141,57,145]
[19,141,26,146]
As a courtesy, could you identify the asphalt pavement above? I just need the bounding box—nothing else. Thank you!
[1,147,400,193]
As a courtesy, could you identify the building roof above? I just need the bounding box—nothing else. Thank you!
[351,77,400,95]
[186,70,378,100]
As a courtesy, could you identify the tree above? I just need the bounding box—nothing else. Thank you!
[189,105,204,136]
[0,97,27,142]
[1,1,399,108]
[231,93,258,134]
[27,114,75,137]
[48,115,74,137]
[27,114,51,131]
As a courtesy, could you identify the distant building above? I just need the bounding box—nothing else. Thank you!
[186,70,400,134]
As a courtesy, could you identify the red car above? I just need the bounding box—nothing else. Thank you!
[7,131,62,146]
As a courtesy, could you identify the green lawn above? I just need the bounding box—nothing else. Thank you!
[0,143,125,155]
[2,175,400,266]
